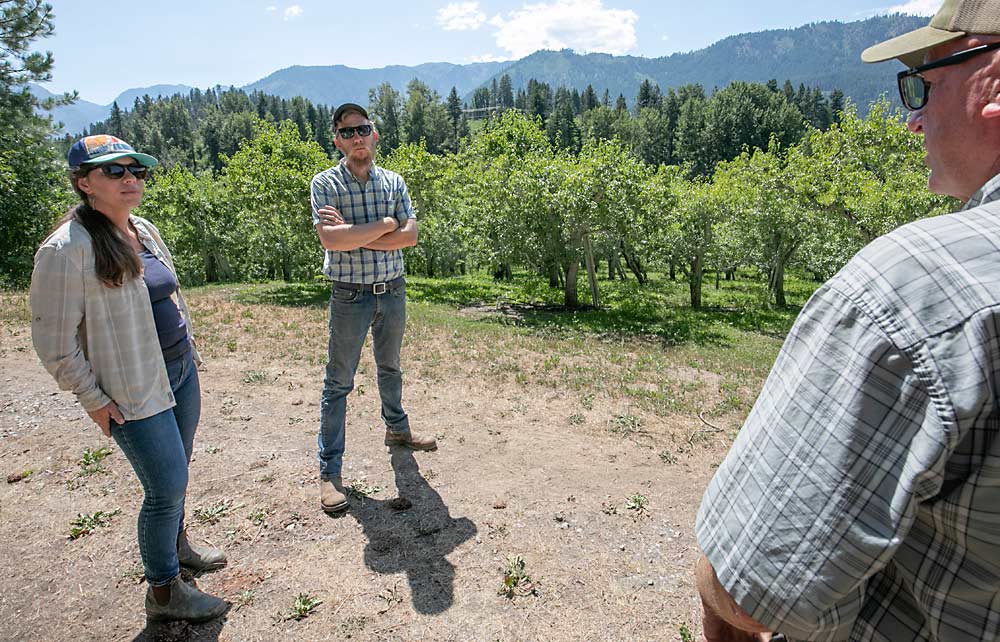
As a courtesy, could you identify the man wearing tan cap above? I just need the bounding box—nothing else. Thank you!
[692,1,1000,641]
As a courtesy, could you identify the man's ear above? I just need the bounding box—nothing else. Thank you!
[984,95,1000,119]
[76,176,93,196]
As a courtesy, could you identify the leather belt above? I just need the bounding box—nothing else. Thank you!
[331,276,405,294]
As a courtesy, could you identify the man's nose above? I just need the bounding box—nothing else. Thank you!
[907,109,924,134]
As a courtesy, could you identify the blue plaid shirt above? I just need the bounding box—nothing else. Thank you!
[697,174,1000,641]
[310,159,416,283]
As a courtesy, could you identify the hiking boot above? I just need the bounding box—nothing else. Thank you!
[320,477,348,513]
[177,530,227,572]
[384,429,437,451]
[145,575,228,622]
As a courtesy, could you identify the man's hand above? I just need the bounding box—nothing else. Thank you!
[702,597,772,642]
[317,206,345,227]
[87,401,124,437]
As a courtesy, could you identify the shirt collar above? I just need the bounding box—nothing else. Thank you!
[962,171,1000,210]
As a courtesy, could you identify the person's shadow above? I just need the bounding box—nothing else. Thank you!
[342,446,477,615]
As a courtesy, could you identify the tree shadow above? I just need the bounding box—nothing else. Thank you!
[340,447,477,615]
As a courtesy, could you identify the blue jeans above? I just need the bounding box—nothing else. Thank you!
[319,283,409,479]
[111,349,199,587]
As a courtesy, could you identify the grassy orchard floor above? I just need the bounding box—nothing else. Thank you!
[0,270,814,642]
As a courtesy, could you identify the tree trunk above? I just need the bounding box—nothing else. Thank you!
[689,252,703,308]
[769,255,786,307]
[620,240,647,285]
[548,262,560,288]
[583,232,600,309]
[563,259,579,308]
[607,251,616,280]
[669,261,676,281]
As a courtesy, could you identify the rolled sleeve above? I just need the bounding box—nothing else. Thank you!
[29,246,111,412]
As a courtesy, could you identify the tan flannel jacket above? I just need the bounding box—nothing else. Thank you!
[30,215,199,421]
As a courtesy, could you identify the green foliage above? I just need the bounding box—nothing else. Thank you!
[78,446,112,476]
[69,508,121,539]
[499,554,536,598]
[0,0,74,286]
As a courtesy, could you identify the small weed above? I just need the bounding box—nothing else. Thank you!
[625,493,650,518]
[356,383,366,396]
[568,413,584,425]
[609,413,643,438]
[6,469,33,484]
[581,393,595,410]
[679,622,694,642]
[226,339,238,352]
[248,508,268,526]
[422,468,437,481]
[601,501,618,515]
[78,446,112,475]
[274,592,322,622]
[242,370,268,384]
[234,589,256,611]
[69,508,121,539]
[347,479,383,498]
[658,449,677,464]
[498,554,537,598]
[193,499,238,524]
[204,445,222,454]
[256,474,275,484]
[376,583,402,614]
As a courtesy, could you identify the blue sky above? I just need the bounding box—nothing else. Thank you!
[40,0,939,105]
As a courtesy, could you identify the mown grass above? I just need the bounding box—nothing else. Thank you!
[5,268,817,420]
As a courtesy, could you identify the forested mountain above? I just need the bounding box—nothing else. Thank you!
[492,15,925,112]
[244,61,506,110]
[38,14,924,135]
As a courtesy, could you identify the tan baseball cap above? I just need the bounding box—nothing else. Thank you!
[862,0,1000,67]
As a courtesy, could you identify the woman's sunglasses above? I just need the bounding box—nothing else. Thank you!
[88,163,150,180]
[336,124,374,139]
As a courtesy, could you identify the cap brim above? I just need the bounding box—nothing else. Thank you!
[82,151,159,168]
[862,25,966,67]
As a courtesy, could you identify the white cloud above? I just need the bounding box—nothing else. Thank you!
[284,4,303,20]
[469,52,512,62]
[877,0,938,16]
[489,0,638,59]
[265,5,277,12]
[437,2,487,30]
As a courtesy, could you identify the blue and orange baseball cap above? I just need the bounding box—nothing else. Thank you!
[67,135,158,169]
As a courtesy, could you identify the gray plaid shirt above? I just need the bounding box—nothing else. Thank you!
[696,175,1000,642]
[310,158,416,283]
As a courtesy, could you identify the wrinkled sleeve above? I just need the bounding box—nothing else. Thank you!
[310,174,333,227]
[29,246,111,412]
[695,283,945,641]
[394,176,416,224]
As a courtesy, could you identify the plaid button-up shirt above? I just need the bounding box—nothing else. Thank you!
[30,215,198,421]
[310,159,416,283]
[696,175,1000,641]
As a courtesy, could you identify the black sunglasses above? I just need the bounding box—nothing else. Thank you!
[336,124,374,139]
[88,163,150,180]
[897,41,1000,111]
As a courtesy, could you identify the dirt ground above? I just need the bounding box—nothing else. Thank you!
[0,290,749,642]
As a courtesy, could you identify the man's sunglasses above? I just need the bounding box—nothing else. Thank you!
[336,124,374,139]
[897,41,1000,111]
[87,163,150,180]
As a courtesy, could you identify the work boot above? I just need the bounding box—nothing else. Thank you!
[177,530,227,572]
[384,429,437,451]
[320,477,348,513]
[145,575,228,622]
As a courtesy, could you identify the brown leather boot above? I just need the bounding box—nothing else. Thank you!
[384,429,438,451]
[145,575,228,622]
[320,477,348,513]
[177,530,227,572]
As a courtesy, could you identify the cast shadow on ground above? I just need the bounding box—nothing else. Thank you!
[332,446,477,615]
[130,590,229,642]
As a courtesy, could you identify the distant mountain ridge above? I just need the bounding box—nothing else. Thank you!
[38,14,926,136]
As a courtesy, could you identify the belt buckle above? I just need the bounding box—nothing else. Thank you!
[373,281,387,295]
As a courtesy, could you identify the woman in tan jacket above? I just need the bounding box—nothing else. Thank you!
[30,135,228,622]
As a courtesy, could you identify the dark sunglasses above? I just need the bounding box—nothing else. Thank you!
[88,163,150,180]
[336,124,374,139]
[897,41,1000,111]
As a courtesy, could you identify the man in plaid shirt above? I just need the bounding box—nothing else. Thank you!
[694,1,1000,640]
[311,103,437,514]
